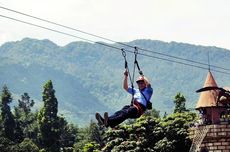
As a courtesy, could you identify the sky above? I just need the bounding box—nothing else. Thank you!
[0,0,230,49]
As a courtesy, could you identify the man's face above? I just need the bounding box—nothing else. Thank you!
[137,81,146,90]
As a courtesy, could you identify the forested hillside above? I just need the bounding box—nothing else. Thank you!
[0,38,229,124]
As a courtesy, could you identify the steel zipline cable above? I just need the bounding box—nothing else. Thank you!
[138,53,230,75]
[0,14,230,75]
[0,5,230,72]
[0,14,122,51]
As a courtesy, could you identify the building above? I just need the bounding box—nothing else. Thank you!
[189,71,230,152]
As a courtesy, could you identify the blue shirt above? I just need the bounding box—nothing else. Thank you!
[127,85,153,107]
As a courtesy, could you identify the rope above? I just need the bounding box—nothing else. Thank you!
[121,49,135,104]
[121,49,133,89]
[131,51,136,103]
[134,47,143,76]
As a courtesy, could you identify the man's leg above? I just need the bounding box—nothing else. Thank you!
[104,112,109,127]
[104,105,138,128]
[95,113,104,126]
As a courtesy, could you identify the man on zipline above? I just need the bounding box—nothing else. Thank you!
[95,69,153,128]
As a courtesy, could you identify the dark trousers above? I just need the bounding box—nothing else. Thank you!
[107,105,140,128]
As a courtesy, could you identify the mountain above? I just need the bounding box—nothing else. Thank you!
[0,38,230,125]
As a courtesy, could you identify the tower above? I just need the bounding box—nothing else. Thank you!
[189,71,230,152]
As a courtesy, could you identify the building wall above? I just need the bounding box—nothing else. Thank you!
[190,124,230,152]
[199,107,228,125]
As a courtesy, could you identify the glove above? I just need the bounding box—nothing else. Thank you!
[139,70,143,75]
[124,69,128,76]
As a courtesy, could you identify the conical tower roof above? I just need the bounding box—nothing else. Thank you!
[196,71,219,109]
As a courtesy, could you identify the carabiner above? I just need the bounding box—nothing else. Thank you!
[121,48,126,57]
[134,46,138,55]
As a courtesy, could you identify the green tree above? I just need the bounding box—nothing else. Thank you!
[0,85,15,141]
[145,108,160,118]
[17,93,34,116]
[23,111,40,144]
[0,137,15,152]
[17,138,39,152]
[74,121,103,152]
[38,80,60,152]
[59,117,78,151]
[14,117,24,143]
[83,142,100,152]
[88,121,104,147]
[14,93,36,143]
[154,137,175,152]
[163,112,168,118]
[74,127,88,152]
[173,92,187,113]
[161,112,196,152]
[102,115,164,151]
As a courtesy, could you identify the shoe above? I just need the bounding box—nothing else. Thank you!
[95,113,104,126]
[104,112,109,127]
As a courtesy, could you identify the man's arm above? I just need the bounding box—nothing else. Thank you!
[123,69,129,91]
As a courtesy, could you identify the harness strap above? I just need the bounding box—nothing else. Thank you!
[134,47,143,76]
[133,101,145,116]
[121,49,135,103]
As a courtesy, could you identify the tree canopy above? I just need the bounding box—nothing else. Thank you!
[0,85,15,141]
[0,82,197,152]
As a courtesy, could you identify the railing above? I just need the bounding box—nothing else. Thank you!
[189,125,211,152]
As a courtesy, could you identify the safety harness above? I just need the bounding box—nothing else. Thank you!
[133,100,146,116]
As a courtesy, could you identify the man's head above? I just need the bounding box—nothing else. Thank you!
[136,76,146,90]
